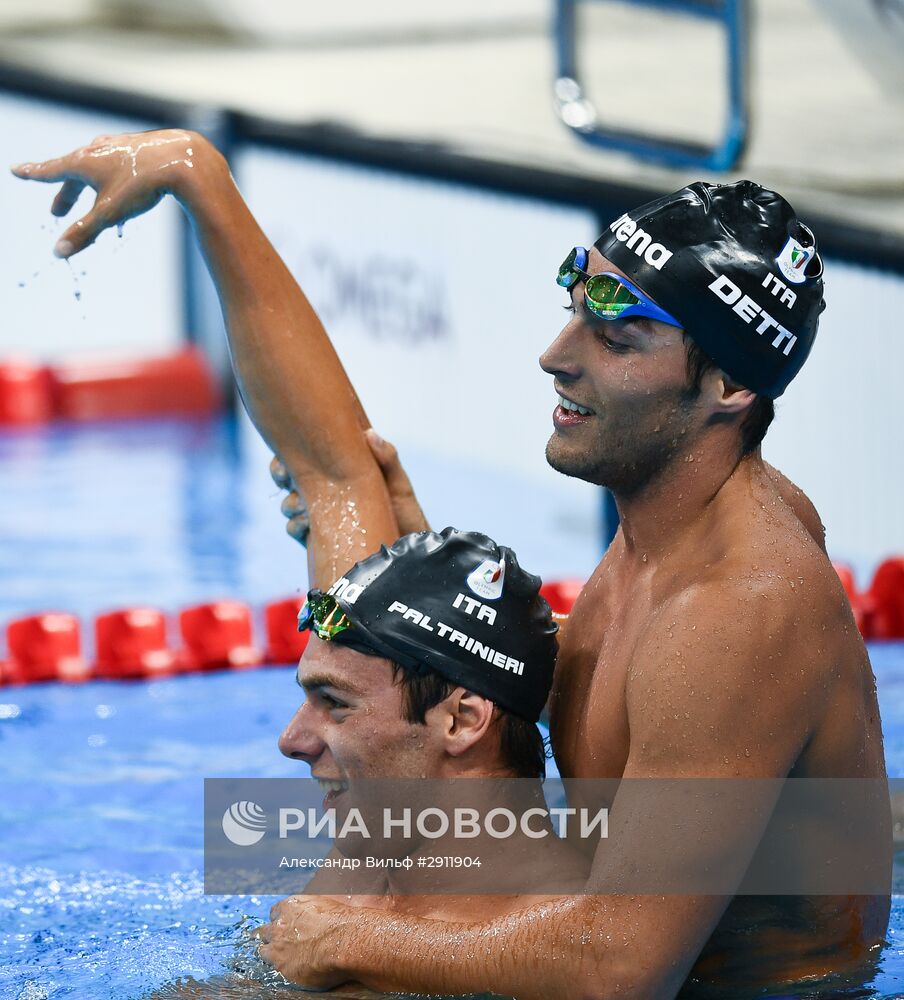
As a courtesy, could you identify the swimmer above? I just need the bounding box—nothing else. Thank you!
[277,528,589,897]
[12,132,585,997]
[15,136,891,999]
[152,532,588,1000]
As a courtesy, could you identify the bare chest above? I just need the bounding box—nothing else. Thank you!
[549,571,650,780]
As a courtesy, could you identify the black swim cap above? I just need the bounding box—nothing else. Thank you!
[594,180,826,398]
[300,528,558,723]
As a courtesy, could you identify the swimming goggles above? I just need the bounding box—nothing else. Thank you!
[298,590,354,641]
[557,247,682,328]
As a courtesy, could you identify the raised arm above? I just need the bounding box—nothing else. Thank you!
[13,129,397,584]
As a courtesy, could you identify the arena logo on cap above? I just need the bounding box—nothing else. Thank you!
[327,576,366,606]
[775,237,814,286]
[608,214,674,271]
[466,558,506,601]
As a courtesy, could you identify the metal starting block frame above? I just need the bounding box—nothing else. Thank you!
[553,0,750,171]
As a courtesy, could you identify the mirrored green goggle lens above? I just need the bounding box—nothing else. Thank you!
[299,594,354,641]
[584,273,642,320]
[556,247,584,289]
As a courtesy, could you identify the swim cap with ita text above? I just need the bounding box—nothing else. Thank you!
[299,528,558,723]
[595,180,826,398]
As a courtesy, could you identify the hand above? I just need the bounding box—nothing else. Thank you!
[11,129,221,258]
[270,428,429,548]
[256,895,352,990]
[269,457,312,546]
[363,428,429,536]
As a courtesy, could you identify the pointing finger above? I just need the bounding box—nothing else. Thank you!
[11,155,84,184]
[51,179,87,218]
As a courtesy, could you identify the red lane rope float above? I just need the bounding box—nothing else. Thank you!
[0,360,53,426]
[1,561,901,687]
[179,600,263,671]
[869,559,904,641]
[831,562,871,638]
[0,599,307,687]
[0,348,220,426]
[265,598,307,665]
[540,580,584,616]
[49,348,220,421]
[5,613,90,684]
[95,608,182,680]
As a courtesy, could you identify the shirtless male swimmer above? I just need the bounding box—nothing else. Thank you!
[155,534,590,1000]
[14,130,891,1000]
[14,132,589,1000]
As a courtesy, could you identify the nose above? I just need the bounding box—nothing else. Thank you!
[540,321,583,383]
[278,703,326,763]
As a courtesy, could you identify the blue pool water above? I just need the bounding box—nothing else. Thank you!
[2,418,904,998]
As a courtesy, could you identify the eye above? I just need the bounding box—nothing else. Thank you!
[318,691,349,711]
[597,332,631,354]
[562,303,576,315]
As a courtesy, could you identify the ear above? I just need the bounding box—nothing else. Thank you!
[709,371,757,417]
[432,688,496,758]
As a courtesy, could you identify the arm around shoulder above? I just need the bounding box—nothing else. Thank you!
[262,585,818,1000]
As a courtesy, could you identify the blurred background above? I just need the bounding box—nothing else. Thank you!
[1,0,903,579]
[0,0,902,595]
[1,1,903,996]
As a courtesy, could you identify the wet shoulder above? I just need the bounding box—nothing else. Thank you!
[762,461,827,554]
[675,527,852,655]
[646,525,859,716]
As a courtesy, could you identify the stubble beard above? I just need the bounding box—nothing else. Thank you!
[545,398,700,496]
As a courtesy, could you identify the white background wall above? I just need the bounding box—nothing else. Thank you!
[0,0,96,25]
[96,0,547,38]
[763,258,904,584]
[233,146,904,584]
[0,92,183,361]
[233,146,603,583]
[1,90,901,584]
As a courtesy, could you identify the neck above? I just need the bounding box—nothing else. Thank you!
[612,436,764,561]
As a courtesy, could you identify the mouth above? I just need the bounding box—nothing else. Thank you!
[554,391,595,428]
[315,777,349,806]
[557,393,594,416]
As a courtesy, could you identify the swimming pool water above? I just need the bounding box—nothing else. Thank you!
[2,419,904,998]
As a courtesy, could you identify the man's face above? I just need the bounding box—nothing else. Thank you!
[540,247,705,494]
[278,637,445,800]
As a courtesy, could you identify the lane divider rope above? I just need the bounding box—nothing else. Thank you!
[2,561,902,686]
